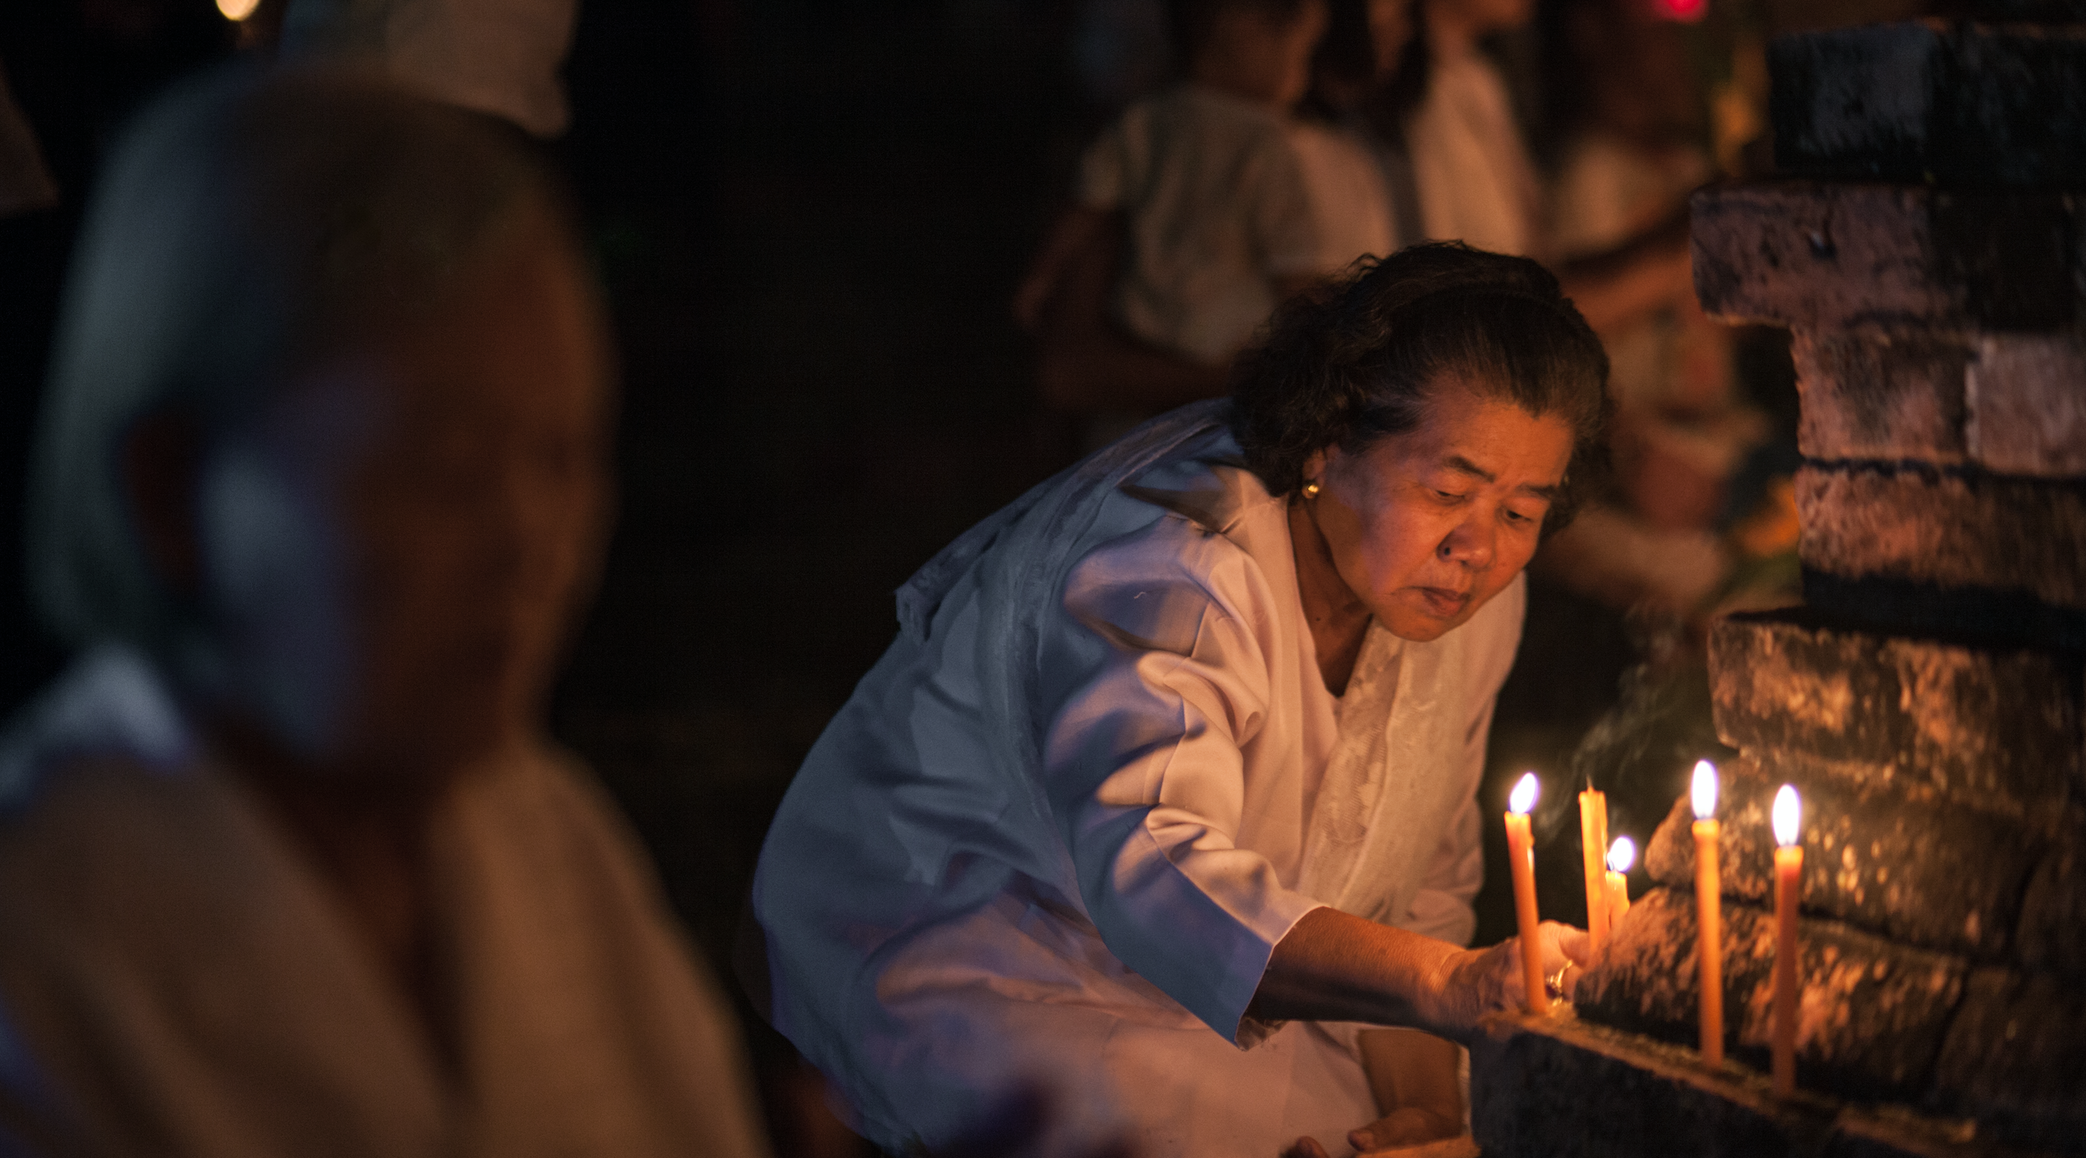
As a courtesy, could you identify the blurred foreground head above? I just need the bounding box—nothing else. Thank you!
[30,67,613,781]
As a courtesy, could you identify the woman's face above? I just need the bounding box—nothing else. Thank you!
[197,207,612,779]
[1306,378,1573,642]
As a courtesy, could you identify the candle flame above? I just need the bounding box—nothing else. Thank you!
[216,0,260,20]
[1691,760,1718,819]
[1773,784,1801,847]
[1602,838,1635,876]
[1509,772,1538,815]
[1607,835,1636,874]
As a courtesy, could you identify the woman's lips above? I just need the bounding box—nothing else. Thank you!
[1417,587,1472,618]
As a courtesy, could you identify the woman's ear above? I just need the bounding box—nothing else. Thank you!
[1302,448,1333,486]
[122,411,203,597]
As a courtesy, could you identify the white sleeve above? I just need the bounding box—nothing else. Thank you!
[1039,517,1322,1046]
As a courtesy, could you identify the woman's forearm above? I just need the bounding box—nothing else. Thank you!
[1246,907,1463,1030]
[1249,906,1586,1044]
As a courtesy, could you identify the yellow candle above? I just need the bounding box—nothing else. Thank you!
[1505,772,1547,1012]
[1580,789,1610,958]
[1772,784,1803,1096]
[1604,835,1635,940]
[1692,759,1724,1066]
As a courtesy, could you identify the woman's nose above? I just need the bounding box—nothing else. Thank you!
[1437,514,1495,569]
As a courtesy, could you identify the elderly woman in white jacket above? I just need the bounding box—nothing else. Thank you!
[756,243,1609,1158]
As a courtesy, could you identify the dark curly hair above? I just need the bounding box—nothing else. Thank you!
[1230,242,1612,533]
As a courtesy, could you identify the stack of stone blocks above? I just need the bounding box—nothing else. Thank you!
[1473,8,2086,1156]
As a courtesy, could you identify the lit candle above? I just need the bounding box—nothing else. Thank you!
[1505,772,1547,1012]
[1771,784,1803,1096]
[1692,760,1724,1066]
[1579,789,1610,958]
[1604,835,1634,939]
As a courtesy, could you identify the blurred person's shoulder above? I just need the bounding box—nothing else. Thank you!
[0,647,329,963]
[0,646,198,835]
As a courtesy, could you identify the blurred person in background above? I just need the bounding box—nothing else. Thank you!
[0,67,767,1157]
[1015,0,1332,448]
[1529,0,1773,620]
[1299,0,1422,251]
[1290,0,1410,275]
[759,245,1598,1158]
[1385,0,1767,620]
[1401,0,1540,257]
[1396,0,1698,331]
[1020,0,1441,455]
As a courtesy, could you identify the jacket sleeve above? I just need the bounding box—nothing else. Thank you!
[1037,515,1321,1045]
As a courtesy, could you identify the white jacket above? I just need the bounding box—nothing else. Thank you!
[755,401,1522,1157]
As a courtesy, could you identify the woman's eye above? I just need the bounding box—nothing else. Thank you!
[1433,489,1462,502]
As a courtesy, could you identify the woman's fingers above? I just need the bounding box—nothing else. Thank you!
[1348,1108,1462,1153]
[1436,922,1600,1029]
[1282,1135,1331,1158]
[1536,920,1589,971]
[1433,930,1578,1033]
[1522,922,1596,1004]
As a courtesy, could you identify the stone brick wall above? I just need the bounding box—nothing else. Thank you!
[1478,10,2086,1156]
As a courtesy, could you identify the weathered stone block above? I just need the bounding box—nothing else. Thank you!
[1692,183,2078,332]
[2016,827,2086,977]
[1966,333,2086,477]
[1794,333,1968,464]
[1472,1013,2011,1158]
[1472,1011,1836,1158]
[1641,756,2039,958]
[1708,610,2081,814]
[1797,463,2086,613]
[1771,21,2086,189]
[1577,887,1969,1102]
[1926,969,2086,1148]
[1793,330,2086,477]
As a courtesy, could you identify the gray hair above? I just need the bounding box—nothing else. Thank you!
[28,63,557,660]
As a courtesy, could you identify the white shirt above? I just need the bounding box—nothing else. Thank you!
[0,649,770,1158]
[1077,86,1323,365]
[1405,51,1541,257]
[1289,118,1399,274]
[754,403,1522,1157]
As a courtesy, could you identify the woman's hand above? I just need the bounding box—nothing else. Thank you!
[1422,920,1589,1035]
[1351,1105,1462,1151]
[1282,1105,1462,1157]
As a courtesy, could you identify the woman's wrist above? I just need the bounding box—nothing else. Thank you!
[1413,944,1473,1035]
